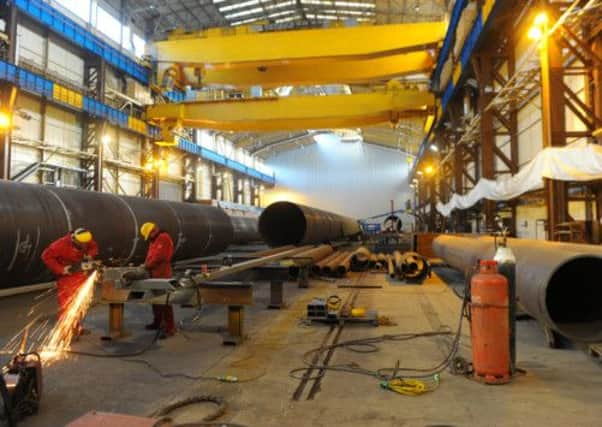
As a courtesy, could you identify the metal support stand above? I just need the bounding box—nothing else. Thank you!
[101,303,127,340]
[224,305,244,345]
[543,325,563,349]
[298,266,309,288]
[268,280,284,309]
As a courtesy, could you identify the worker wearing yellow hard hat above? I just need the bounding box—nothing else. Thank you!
[138,222,176,338]
[72,228,93,245]
[41,227,99,335]
[140,222,157,241]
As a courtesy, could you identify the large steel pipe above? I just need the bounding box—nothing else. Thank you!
[433,235,602,342]
[0,181,234,287]
[258,201,360,246]
[229,215,262,243]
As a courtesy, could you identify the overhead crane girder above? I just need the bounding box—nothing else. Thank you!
[152,22,446,68]
[147,90,434,132]
[199,51,435,88]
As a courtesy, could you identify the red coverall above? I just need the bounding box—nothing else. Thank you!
[145,231,176,335]
[41,234,99,319]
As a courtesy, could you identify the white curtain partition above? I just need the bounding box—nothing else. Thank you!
[436,142,602,216]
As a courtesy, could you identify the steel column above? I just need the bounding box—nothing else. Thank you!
[540,9,568,239]
[477,55,497,231]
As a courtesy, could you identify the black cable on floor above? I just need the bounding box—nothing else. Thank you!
[152,395,226,421]
[290,287,471,383]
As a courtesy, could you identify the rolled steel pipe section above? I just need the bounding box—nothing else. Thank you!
[229,215,262,244]
[433,234,602,342]
[258,201,360,246]
[0,181,233,287]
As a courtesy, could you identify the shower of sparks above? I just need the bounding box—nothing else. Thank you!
[38,271,98,365]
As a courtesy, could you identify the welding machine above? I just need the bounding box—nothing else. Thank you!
[0,353,43,426]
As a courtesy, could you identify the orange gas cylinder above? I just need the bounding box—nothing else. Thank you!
[470,260,511,384]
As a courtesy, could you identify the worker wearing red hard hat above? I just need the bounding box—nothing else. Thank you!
[140,222,176,338]
[41,228,99,329]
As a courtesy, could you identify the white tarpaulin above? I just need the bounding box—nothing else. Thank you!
[437,141,602,216]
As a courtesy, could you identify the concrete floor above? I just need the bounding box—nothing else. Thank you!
[1,266,601,427]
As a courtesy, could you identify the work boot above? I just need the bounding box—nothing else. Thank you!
[158,329,176,340]
[145,322,159,330]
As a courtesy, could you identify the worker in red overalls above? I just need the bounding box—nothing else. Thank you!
[41,228,99,332]
[140,222,176,338]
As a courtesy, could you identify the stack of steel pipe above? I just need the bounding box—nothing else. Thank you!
[311,251,341,275]
[335,251,355,278]
[321,251,349,276]
[432,234,602,342]
[258,201,361,246]
[350,247,371,271]
[288,244,334,277]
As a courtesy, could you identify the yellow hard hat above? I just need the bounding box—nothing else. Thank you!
[140,222,157,240]
[73,228,93,244]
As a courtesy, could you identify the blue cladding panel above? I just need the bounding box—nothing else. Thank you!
[15,0,149,84]
[432,0,468,88]
[460,13,484,68]
[177,138,274,184]
[441,80,454,110]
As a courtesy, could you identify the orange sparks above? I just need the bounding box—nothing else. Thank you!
[40,271,98,365]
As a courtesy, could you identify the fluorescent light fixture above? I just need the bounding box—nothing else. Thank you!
[319,9,375,15]
[226,6,264,19]
[302,0,375,8]
[219,0,259,12]
[265,1,296,10]
[231,16,261,26]
[274,16,298,23]
[268,9,297,18]
[316,14,340,20]
[334,1,375,8]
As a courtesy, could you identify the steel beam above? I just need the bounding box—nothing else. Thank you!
[198,51,435,87]
[153,22,446,67]
[147,90,434,132]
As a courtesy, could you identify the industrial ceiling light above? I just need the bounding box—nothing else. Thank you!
[0,110,12,130]
[424,165,434,175]
[534,12,548,26]
[528,26,543,41]
[528,11,548,41]
[429,144,438,152]
[101,134,111,146]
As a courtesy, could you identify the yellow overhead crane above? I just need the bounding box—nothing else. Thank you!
[152,22,445,87]
[147,86,434,133]
[148,22,442,139]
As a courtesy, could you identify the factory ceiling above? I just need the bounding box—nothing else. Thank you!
[128,0,447,39]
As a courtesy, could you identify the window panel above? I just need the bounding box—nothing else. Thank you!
[133,34,146,58]
[54,0,91,23]
[96,6,121,44]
